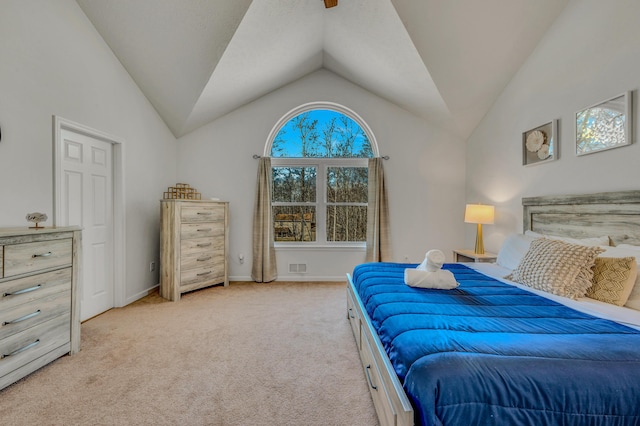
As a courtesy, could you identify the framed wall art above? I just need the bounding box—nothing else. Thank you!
[522,119,557,166]
[576,91,632,156]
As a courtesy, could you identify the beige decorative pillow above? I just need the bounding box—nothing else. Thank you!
[524,230,610,246]
[586,257,638,306]
[597,245,640,310]
[505,238,604,299]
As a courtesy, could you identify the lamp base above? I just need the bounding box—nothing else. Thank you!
[474,223,485,254]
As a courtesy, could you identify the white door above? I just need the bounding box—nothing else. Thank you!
[59,129,114,321]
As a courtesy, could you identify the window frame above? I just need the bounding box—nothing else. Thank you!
[266,102,378,249]
[271,157,368,248]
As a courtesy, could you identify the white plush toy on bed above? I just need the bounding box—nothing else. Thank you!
[404,249,459,289]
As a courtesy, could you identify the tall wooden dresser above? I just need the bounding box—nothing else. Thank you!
[160,200,229,301]
[0,226,81,391]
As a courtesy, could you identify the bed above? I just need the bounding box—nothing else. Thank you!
[346,191,640,426]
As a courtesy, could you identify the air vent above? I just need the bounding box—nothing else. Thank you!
[288,263,308,273]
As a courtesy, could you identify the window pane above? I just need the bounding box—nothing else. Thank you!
[326,206,367,242]
[273,206,316,242]
[272,167,316,202]
[271,110,374,158]
[327,167,368,203]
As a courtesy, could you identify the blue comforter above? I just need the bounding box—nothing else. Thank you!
[351,262,640,426]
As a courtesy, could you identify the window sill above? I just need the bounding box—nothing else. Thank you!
[274,243,366,252]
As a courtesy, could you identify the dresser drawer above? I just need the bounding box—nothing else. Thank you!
[1,269,71,311]
[0,290,70,341]
[0,314,70,379]
[180,265,225,287]
[181,250,224,271]
[180,222,224,240]
[4,239,72,277]
[181,204,225,223]
[180,237,220,254]
[361,335,396,426]
[347,288,361,350]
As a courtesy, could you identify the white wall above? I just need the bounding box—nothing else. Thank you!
[177,69,467,280]
[466,0,640,254]
[0,1,177,303]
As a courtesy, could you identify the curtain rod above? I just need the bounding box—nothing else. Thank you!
[252,154,389,160]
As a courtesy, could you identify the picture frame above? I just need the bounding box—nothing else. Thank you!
[576,91,632,156]
[522,120,557,166]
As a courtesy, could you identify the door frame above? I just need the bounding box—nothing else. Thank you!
[52,115,126,309]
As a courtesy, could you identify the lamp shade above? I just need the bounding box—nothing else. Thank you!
[464,204,495,225]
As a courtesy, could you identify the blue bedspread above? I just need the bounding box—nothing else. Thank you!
[351,262,640,426]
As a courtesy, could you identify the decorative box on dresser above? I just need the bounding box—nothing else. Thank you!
[0,226,81,391]
[160,200,229,301]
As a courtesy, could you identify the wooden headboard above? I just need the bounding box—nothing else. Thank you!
[522,191,640,246]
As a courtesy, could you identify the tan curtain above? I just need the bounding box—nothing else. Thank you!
[366,157,392,262]
[251,157,277,282]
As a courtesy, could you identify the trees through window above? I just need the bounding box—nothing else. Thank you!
[270,108,374,244]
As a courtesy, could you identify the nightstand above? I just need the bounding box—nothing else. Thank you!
[453,249,497,263]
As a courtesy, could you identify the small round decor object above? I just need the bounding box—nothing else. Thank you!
[537,144,551,160]
[26,212,48,229]
[526,130,546,152]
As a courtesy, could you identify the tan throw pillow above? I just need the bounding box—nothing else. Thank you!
[505,238,604,299]
[586,257,638,306]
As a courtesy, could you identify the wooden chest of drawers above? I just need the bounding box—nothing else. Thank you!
[0,227,81,391]
[160,200,229,301]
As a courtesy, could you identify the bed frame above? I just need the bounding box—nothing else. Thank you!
[523,190,640,245]
[347,190,640,426]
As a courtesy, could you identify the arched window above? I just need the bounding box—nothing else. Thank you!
[266,103,377,245]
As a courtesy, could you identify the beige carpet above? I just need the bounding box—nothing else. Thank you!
[0,281,379,426]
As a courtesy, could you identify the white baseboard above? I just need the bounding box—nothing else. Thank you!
[229,275,345,282]
[122,276,345,307]
[123,283,159,306]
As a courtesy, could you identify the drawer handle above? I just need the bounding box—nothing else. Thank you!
[197,271,212,276]
[197,243,212,248]
[3,284,42,297]
[1,339,40,359]
[32,251,52,258]
[197,256,212,262]
[197,228,212,232]
[197,212,213,216]
[365,365,378,391]
[348,308,355,319]
[3,310,41,326]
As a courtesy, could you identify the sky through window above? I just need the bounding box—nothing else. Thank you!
[271,109,373,158]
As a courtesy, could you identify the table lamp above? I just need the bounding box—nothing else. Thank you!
[464,204,495,254]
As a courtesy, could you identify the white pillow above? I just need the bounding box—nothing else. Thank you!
[617,244,640,250]
[627,285,640,311]
[599,246,640,257]
[496,233,537,270]
[597,246,640,310]
[524,230,610,247]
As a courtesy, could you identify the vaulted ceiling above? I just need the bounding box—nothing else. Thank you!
[76,0,569,139]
